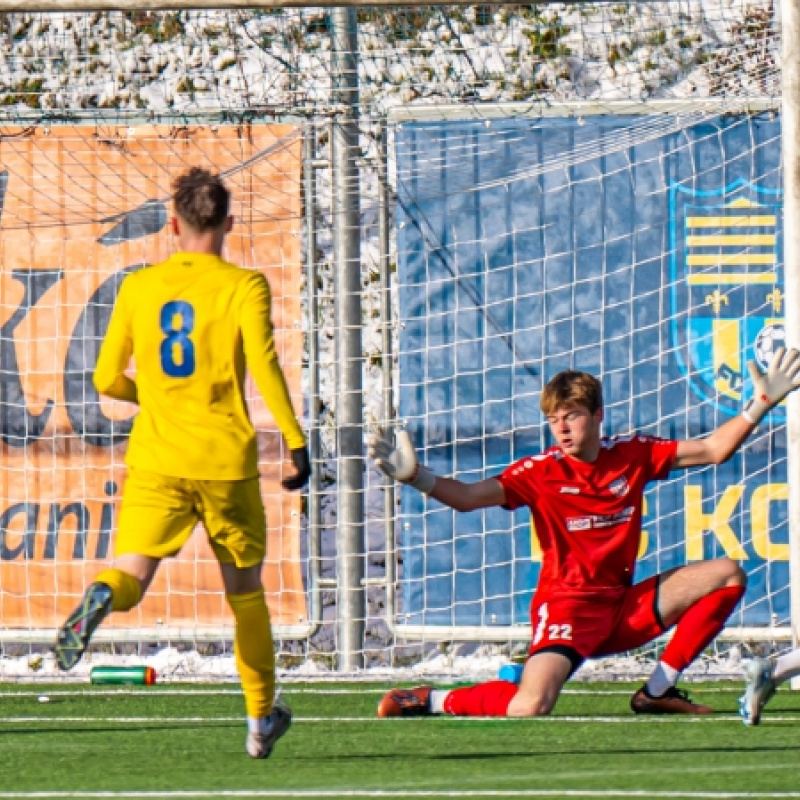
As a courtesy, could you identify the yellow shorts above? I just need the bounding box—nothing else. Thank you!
[115,468,267,568]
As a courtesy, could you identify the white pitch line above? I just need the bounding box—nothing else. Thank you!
[1,791,800,798]
[0,717,244,723]
[0,715,788,724]
[0,687,744,698]
[0,690,244,698]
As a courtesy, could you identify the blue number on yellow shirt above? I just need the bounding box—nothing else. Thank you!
[160,301,195,377]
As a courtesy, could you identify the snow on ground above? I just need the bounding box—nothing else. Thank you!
[0,2,778,115]
[0,643,748,682]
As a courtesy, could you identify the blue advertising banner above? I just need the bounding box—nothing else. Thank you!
[395,112,786,630]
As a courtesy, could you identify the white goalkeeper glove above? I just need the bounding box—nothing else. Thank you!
[742,346,800,425]
[367,430,437,494]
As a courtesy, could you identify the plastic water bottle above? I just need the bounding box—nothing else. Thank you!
[90,666,157,685]
[498,663,524,683]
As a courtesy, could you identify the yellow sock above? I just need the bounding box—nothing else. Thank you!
[94,568,142,612]
[227,590,275,719]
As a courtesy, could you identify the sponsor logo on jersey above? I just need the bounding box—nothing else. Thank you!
[560,486,580,494]
[609,477,629,497]
[566,507,635,532]
[566,517,592,531]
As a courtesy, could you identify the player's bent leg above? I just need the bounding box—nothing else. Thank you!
[105,554,162,597]
[54,557,156,671]
[634,559,745,714]
[657,560,745,683]
[445,680,520,716]
[506,650,575,717]
[378,681,518,718]
[739,656,776,726]
[378,650,575,719]
[64,471,198,674]
[54,582,113,671]
[655,558,746,629]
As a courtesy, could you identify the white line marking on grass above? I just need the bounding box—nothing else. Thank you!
[0,717,244,723]
[563,688,743,694]
[0,691,243,698]
[1,791,800,798]
[0,715,791,724]
[0,687,743,699]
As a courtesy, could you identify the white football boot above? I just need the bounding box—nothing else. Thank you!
[246,696,293,759]
[739,656,776,727]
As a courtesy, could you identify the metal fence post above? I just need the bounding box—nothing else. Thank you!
[331,7,365,671]
[378,121,397,632]
[303,123,324,634]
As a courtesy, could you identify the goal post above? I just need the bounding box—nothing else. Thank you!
[781,0,800,654]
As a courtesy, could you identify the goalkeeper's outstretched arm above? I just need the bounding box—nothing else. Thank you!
[368,431,506,512]
[429,475,506,512]
[673,345,800,469]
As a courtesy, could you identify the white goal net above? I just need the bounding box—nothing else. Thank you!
[0,0,790,681]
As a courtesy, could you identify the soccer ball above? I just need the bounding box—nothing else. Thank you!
[754,323,786,370]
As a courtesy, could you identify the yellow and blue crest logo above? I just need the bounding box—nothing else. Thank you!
[669,179,784,417]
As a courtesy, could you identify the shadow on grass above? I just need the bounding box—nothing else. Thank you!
[270,742,800,763]
[428,743,800,759]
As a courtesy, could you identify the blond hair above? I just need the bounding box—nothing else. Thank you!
[540,371,603,416]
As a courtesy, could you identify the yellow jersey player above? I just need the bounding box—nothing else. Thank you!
[54,167,310,760]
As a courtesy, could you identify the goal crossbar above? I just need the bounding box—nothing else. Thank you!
[0,625,315,644]
[390,626,793,644]
[0,0,675,10]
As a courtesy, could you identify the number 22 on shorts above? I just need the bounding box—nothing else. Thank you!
[532,602,573,645]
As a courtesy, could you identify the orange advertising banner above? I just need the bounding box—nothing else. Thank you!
[0,124,307,634]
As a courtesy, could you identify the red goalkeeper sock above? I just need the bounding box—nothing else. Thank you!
[443,680,518,717]
[661,585,744,672]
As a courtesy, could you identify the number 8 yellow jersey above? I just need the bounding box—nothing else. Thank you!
[94,252,306,480]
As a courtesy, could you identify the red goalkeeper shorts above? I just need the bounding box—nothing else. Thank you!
[528,576,666,663]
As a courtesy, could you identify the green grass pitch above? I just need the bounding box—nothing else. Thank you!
[0,681,799,799]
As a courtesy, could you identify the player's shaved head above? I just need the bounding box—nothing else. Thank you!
[172,168,230,231]
[541,371,603,416]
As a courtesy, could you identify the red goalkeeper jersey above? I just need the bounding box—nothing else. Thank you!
[498,435,678,599]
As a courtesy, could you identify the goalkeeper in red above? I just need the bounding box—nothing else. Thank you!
[53,168,310,759]
[370,354,800,718]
